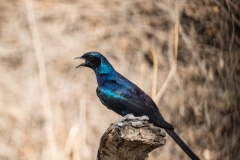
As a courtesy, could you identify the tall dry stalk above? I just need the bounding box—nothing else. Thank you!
[79,99,89,160]
[25,0,57,159]
[154,5,179,104]
[65,125,79,160]
[151,48,158,99]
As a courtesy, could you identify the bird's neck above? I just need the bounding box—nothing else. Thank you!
[95,72,115,86]
[93,63,115,86]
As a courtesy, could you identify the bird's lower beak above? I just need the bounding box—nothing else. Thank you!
[74,56,86,69]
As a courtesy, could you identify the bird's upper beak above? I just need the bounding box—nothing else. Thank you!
[74,56,86,69]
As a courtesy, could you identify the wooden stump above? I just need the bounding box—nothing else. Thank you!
[97,114,166,160]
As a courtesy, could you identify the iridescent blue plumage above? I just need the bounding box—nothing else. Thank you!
[75,51,199,160]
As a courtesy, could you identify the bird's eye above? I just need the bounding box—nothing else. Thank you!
[87,56,93,60]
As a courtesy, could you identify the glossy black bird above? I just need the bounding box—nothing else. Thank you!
[75,51,200,160]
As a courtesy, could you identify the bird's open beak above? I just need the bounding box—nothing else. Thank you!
[74,56,86,69]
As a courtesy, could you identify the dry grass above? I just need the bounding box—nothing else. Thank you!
[0,0,239,160]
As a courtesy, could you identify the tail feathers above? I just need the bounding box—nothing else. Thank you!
[165,129,200,160]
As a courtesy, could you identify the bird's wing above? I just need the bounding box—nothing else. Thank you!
[97,80,173,130]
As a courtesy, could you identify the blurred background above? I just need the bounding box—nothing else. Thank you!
[0,0,239,160]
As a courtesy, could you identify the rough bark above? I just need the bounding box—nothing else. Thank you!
[97,114,166,160]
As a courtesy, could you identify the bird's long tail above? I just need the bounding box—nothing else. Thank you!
[165,129,200,160]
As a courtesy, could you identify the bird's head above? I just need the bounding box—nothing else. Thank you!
[74,52,114,74]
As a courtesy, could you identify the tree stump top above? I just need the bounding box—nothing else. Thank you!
[97,114,166,160]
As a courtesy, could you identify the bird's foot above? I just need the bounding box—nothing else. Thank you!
[115,114,150,128]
